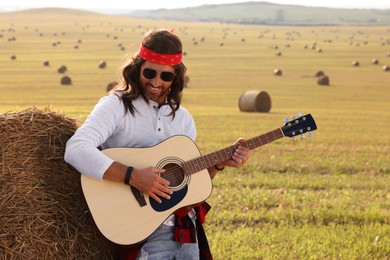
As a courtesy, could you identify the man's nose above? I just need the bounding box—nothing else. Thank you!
[151,74,163,85]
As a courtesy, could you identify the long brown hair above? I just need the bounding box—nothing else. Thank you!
[115,29,187,118]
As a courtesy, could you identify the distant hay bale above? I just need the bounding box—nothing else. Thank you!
[238,90,271,113]
[275,50,282,56]
[106,81,118,92]
[317,75,330,86]
[184,75,190,88]
[61,76,72,85]
[314,70,325,77]
[273,68,282,76]
[352,60,360,67]
[98,60,107,69]
[0,107,115,258]
[372,59,379,65]
[383,65,389,72]
[10,55,16,60]
[43,60,50,66]
[57,65,67,74]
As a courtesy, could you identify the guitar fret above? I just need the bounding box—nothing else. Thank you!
[184,128,285,175]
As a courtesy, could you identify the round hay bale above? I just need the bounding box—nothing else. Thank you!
[184,75,190,88]
[106,81,118,92]
[61,76,72,85]
[273,69,282,76]
[98,60,107,69]
[0,108,115,258]
[383,65,389,71]
[10,54,16,60]
[372,59,379,64]
[352,60,360,67]
[43,60,50,66]
[57,65,67,74]
[317,75,330,86]
[238,90,271,113]
[314,70,325,77]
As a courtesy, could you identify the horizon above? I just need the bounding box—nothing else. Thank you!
[1,0,390,14]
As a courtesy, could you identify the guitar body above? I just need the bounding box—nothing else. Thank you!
[81,135,212,245]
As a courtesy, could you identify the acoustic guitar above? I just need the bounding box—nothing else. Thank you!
[81,113,317,245]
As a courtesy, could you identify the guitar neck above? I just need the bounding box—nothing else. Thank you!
[184,128,284,175]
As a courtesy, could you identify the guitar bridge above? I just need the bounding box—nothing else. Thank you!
[130,186,147,207]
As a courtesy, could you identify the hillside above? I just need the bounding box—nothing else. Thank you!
[128,1,390,25]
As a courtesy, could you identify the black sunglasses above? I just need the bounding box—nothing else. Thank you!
[142,68,176,82]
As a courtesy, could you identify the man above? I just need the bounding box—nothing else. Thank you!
[64,29,250,259]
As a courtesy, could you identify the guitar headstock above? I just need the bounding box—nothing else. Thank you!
[281,113,317,141]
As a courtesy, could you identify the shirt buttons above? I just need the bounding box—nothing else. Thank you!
[158,128,161,132]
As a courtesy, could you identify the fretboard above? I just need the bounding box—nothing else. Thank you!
[183,128,284,175]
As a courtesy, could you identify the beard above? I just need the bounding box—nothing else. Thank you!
[143,82,171,104]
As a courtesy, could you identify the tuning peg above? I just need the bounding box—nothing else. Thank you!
[283,118,289,123]
[291,115,297,119]
[308,132,313,138]
[292,137,297,142]
[300,134,306,140]
[298,112,303,117]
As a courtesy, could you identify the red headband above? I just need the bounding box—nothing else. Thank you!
[138,44,182,66]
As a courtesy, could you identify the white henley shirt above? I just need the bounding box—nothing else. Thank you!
[64,93,196,179]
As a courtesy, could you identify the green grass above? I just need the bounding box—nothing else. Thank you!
[1,8,389,259]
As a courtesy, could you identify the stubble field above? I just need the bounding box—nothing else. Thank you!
[1,8,389,259]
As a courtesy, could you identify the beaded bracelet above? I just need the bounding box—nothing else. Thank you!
[214,164,225,171]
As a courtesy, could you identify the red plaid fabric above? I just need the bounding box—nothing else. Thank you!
[117,202,213,260]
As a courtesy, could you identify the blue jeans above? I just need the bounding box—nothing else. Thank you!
[136,224,199,260]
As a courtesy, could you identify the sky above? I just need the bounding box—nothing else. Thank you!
[1,0,389,12]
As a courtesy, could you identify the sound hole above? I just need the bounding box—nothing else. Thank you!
[162,163,185,187]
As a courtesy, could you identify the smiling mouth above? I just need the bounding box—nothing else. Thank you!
[149,85,160,90]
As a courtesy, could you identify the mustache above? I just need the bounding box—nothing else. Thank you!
[143,83,171,97]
